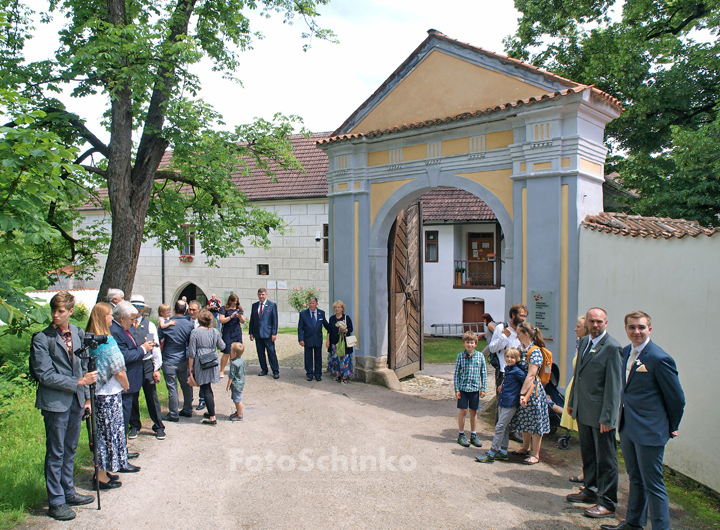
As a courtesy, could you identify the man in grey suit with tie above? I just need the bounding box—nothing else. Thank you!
[567,307,623,519]
[601,311,685,530]
[30,292,97,520]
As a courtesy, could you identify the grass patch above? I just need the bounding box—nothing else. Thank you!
[277,327,298,335]
[665,470,720,529]
[424,336,487,364]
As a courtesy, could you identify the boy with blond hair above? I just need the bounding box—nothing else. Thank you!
[227,342,246,421]
[454,331,487,447]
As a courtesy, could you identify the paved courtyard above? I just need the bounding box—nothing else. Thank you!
[25,335,692,529]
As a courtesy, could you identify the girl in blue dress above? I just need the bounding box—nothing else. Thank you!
[510,322,550,465]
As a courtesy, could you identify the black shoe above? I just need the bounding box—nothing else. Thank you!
[202,419,218,425]
[273,373,279,379]
[128,427,139,439]
[118,463,141,473]
[99,479,122,490]
[179,410,193,418]
[315,376,322,381]
[600,522,644,530]
[163,414,179,422]
[127,452,139,459]
[196,401,206,411]
[48,504,75,521]
[155,429,166,440]
[258,371,268,376]
[307,375,313,381]
[65,493,95,506]
[107,472,119,481]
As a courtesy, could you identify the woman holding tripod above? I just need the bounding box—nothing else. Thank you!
[87,303,129,488]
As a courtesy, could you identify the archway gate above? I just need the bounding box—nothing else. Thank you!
[317,30,621,388]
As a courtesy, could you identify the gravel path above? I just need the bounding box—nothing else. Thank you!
[24,336,692,530]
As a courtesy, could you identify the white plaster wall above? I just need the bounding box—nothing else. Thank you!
[578,229,720,493]
[27,289,100,311]
[81,199,330,328]
[422,224,505,334]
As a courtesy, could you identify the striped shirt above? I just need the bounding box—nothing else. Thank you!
[454,350,487,393]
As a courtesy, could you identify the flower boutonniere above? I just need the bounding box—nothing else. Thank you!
[634,358,643,367]
[589,348,596,356]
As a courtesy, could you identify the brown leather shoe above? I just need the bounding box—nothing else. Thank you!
[584,504,616,518]
[566,489,597,504]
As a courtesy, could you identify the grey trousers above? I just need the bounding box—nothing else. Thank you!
[42,401,84,506]
[490,406,517,453]
[163,360,193,416]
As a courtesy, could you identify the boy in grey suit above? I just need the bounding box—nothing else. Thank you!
[30,292,98,520]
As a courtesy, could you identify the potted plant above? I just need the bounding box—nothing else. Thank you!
[179,254,193,263]
[454,266,466,285]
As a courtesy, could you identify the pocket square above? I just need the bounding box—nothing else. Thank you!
[636,364,648,373]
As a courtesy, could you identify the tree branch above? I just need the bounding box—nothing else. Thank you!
[155,170,223,207]
[44,107,109,157]
[645,3,707,40]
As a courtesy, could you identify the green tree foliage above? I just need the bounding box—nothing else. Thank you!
[2,0,335,313]
[505,0,720,225]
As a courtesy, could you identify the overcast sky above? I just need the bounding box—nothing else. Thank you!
[25,0,522,139]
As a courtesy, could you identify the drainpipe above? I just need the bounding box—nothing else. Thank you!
[161,247,165,304]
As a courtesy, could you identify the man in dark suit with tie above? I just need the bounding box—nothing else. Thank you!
[601,311,685,530]
[249,287,279,378]
[157,300,196,420]
[298,296,329,381]
[567,307,623,519]
[110,301,155,468]
[30,291,97,520]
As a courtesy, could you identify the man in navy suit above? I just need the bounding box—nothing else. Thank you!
[249,287,279,378]
[110,301,155,468]
[30,291,97,520]
[601,311,685,530]
[298,296,329,381]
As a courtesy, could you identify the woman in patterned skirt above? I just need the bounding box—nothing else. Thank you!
[510,322,551,465]
[87,303,129,489]
[326,300,354,384]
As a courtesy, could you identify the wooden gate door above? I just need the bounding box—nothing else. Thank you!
[388,202,423,378]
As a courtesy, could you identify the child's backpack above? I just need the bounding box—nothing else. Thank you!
[527,345,553,386]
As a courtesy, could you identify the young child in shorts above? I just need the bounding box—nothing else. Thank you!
[226,342,246,422]
[157,303,176,329]
[454,331,487,448]
[476,347,524,462]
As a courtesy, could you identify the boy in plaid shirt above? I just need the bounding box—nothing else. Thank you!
[454,331,487,447]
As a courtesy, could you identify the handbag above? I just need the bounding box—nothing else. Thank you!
[346,335,357,348]
[198,351,218,370]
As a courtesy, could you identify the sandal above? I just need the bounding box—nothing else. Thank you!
[569,475,583,483]
[522,456,539,465]
[341,379,348,384]
[512,449,530,456]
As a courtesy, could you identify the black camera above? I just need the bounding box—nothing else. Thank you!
[84,333,109,350]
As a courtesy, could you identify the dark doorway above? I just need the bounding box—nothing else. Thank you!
[177,283,208,307]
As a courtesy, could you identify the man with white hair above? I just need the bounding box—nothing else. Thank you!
[110,301,155,470]
[107,288,124,307]
[127,294,165,440]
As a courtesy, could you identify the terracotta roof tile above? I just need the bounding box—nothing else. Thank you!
[81,133,330,209]
[420,188,496,221]
[318,88,605,146]
[582,212,719,239]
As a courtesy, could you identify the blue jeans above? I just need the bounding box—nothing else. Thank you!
[162,360,193,416]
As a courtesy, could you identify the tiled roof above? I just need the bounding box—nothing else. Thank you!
[420,188,496,222]
[582,212,719,239]
[81,133,330,209]
[324,29,622,144]
[229,132,329,200]
[319,88,591,146]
